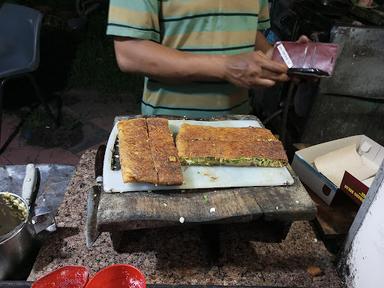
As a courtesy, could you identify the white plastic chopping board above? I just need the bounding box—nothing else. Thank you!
[103,120,295,193]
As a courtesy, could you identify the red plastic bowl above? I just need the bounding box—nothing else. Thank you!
[32,266,89,288]
[85,264,146,288]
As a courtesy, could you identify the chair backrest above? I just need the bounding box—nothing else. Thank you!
[0,3,43,73]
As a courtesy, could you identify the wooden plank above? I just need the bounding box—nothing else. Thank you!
[97,188,263,231]
[97,167,315,231]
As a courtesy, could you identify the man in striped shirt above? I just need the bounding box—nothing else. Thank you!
[107,0,294,118]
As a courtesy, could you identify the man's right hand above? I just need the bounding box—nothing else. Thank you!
[113,38,289,86]
[223,50,289,88]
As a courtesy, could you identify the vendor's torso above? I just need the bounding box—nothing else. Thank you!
[142,0,268,118]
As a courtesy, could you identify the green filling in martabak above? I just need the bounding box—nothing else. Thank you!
[180,157,286,167]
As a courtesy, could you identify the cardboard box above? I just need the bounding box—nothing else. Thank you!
[292,135,384,205]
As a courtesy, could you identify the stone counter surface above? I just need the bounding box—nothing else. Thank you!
[29,150,344,287]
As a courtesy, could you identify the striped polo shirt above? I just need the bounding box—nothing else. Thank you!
[107,0,270,118]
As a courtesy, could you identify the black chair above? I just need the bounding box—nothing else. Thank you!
[0,3,58,152]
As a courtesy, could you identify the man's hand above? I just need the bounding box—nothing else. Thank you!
[265,35,311,60]
[297,35,311,44]
[114,37,289,88]
[223,51,289,88]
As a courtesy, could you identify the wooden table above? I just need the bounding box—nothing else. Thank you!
[95,115,316,253]
[97,166,316,231]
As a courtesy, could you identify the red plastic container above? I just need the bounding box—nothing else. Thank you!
[85,264,146,288]
[32,266,89,288]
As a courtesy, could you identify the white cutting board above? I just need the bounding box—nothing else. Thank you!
[103,120,294,193]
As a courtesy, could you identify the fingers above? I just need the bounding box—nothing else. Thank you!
[297,35,311,43]
[253,78,276,87]
[261,69,290,82]
[224,51,289,88]
[256,55,289,81]
[254,51,289,82]
[259,57,288,74]
[254,51,288,73]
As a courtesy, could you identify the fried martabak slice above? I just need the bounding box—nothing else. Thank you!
[176,124,288,167]
[146,118,183,185]
[117,118,157,184]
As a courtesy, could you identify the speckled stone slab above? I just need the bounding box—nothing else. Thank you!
[29,150,344,288]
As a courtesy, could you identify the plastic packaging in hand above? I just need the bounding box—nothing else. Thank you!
[272,41,339,77]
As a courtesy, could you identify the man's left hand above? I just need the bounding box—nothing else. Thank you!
[266,35,311,59]
[296,35,311,44]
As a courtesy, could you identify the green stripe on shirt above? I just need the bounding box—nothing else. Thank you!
[107,0,270,117]
[161,12,259,22]
[141,99,251,118]
[109,0,159,12]
[162,15,259,36]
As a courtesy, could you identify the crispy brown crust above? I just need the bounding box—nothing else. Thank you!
[147,118,183,185]
[177,124,278,142]
[118,118,183,185]
[176,124,288,166]
[118,119,157,184]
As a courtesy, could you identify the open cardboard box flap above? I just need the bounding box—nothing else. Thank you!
[292,135,384,205]
[313,144,378,188]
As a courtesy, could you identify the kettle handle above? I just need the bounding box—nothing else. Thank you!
[22,164,37,207]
